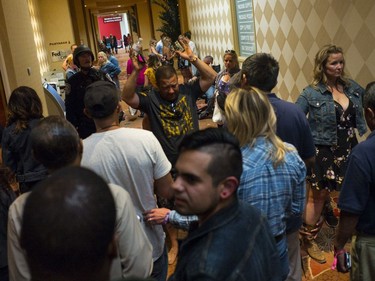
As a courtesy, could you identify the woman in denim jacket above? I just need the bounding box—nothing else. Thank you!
[296,45,367,263]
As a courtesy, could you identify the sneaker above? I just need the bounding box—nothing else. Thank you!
[324,203,339,228]
[305,239,326,264]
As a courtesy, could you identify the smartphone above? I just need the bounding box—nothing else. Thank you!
[173,41,184,52]
[344,252,352,270]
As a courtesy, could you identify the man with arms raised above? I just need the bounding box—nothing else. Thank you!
[122,38,216,167]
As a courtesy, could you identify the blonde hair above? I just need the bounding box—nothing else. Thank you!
[312,44,349,88]
[97,51,108,66]
[225,87,292,167]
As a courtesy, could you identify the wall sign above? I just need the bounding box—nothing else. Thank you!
[103,16,123,23]
[235,0,256,57]
[51,50,68,62]
[49,41,71,46]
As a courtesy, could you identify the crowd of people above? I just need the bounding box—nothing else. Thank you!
[0,29,374,281]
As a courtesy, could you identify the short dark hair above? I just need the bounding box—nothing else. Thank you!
[241,53,279,92]
[184,31,192,39]
[21,166,116,279]
[364,81,375,110]
[30,116,81,171]
[155,65,178,86]
[6,86,43,132]
[203,55,214,64]
[179,128,243,186]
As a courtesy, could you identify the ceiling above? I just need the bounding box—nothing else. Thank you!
[83,0,147,16]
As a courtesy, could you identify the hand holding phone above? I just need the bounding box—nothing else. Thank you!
[344,252,351,270]
[333,250,351,273]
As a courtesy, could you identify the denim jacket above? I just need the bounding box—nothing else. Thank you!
[169,200,282,281]
[296,79,367,145]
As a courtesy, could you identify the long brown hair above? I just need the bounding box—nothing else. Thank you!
[6,86,43,133]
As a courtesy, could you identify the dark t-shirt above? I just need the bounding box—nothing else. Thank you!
[268,93,315,160]
[338,131,375,235]
[138,79,203,166]
[65,68,112,139]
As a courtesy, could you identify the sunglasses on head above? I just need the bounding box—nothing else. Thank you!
[225,50,236,54]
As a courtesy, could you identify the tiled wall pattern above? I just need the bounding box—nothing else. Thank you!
[254,0,375,101]
[186,0,235,67]
[187,0,375,102]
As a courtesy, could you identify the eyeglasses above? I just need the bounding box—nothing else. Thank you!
[225,50,236,54]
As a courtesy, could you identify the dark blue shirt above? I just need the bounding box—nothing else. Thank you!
[338,131,375,235]
[268,93,315,160]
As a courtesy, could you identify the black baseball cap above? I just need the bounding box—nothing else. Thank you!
[84,81,119,118]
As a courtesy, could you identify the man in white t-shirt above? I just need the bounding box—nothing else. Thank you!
[7,116,153,281]
[184,31,198,76]
[82,81,174,281]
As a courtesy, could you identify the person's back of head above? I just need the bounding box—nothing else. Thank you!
[364,81,375,131]
[6,86,43,131]
[84,80,120,119]
[179,128,242,186]
[104,48,112,56]
[240,53,279,92]
[184,31,192,40]
[30,116,81,172]
[147,54,161,69]
[203,55,214,65]
[20,166,116,281]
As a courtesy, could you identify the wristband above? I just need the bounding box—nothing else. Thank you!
[331,248,346,270]
[162,212,170,225]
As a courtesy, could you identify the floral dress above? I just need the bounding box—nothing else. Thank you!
[309,99,358,191]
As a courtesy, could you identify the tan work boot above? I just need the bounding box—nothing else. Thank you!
[304,238,326,264]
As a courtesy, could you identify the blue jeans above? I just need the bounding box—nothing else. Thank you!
[205,85,215,99]
[151,244,168,281]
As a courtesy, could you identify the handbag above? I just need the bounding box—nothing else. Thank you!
[212,91,225,124]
